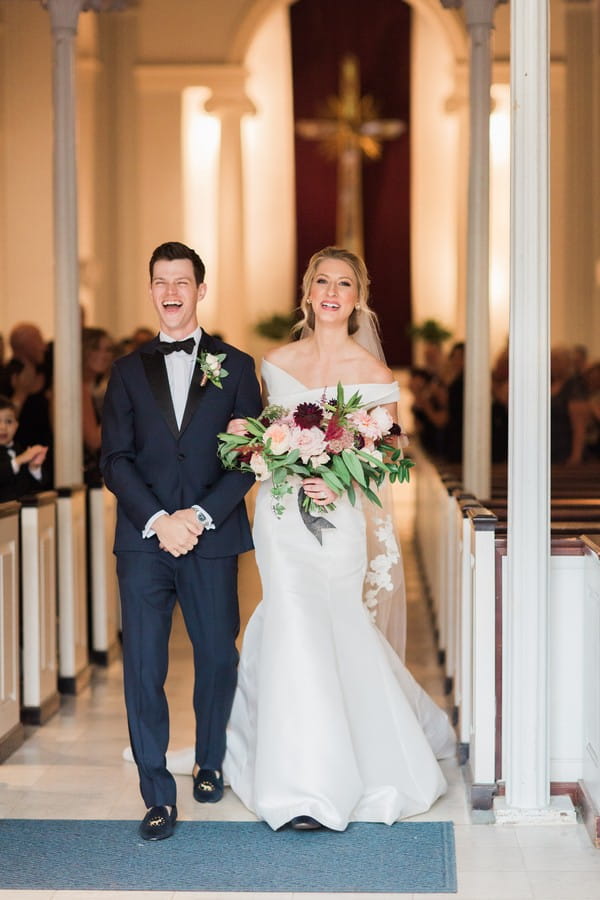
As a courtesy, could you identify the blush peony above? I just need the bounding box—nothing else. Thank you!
[369,406,394,435]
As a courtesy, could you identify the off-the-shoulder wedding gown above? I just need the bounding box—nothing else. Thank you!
[142,360,456,831]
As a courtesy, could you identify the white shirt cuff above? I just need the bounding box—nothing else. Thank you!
[192,504,215,530]
[29,465,43,481]
[143,510,168,538]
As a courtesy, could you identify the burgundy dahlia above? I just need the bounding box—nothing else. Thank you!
[293,402,323,430]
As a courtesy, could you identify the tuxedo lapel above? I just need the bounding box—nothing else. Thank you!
[140,344,179,440]
[179,331,217,436]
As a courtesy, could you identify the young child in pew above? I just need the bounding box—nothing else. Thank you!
[0,395,49,502]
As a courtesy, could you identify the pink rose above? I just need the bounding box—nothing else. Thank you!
[263,422,291,455]
[289,425,328,463]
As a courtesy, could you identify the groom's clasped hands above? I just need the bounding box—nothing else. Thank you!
[153,508,204,557]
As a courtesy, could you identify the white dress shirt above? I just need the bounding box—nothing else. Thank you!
[6,445,42,481]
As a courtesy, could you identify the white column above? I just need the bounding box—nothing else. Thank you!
[594,3,600,353]
[46,0,84,486]
[205,85,255,351]
[563,0,596,347]
[462,0,497,499]
[495,0,573,823]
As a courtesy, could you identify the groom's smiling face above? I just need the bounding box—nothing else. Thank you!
[150,258,207,339]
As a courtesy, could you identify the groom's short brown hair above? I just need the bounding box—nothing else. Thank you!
[149,241,206,286]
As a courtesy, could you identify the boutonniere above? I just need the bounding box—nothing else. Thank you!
[198,350,228,389]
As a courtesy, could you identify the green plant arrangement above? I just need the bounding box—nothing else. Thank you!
[254,313,297,341]
[407,318,452,345]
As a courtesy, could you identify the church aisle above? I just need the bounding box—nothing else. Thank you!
[1,481,600,898]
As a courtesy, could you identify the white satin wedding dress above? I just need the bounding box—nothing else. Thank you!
[149,361,455,829]
[221,361,456,830]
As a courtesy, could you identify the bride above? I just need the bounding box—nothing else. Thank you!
[161,246,455,830]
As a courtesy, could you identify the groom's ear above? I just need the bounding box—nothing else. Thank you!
[196,283,208,304]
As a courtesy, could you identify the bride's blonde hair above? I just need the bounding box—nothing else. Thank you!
[293,246,380,338]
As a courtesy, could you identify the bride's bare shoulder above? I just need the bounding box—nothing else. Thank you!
[264,341,307,366]
[353,346,394,384]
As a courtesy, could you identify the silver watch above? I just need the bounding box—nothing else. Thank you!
[195,508,212,527]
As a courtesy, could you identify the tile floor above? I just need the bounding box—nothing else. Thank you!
[1,481,599,899]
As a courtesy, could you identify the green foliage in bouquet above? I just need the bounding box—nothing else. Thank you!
[218,383,414,518]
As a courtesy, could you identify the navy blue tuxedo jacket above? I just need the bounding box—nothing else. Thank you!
[100,331,262,558]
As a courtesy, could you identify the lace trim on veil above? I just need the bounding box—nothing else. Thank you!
[363,481,406,661]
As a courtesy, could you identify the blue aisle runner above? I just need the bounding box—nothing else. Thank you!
[0,819,457,893]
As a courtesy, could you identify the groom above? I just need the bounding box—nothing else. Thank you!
[101,241,262,840]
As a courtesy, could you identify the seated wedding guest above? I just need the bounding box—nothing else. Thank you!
[550,345,589,464]
[572,343,588,378]
[0,395,49,502]
[583,361,600,460]
[442,341,464,463]
[130,326,154,349]
[112,335,134,360]
[409,367,445,456]
[491,346,509,463]
[8,322,53,452]
[0,356,37,410]
[82,327,113,485]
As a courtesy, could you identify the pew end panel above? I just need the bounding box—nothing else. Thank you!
[87,486,120,666]
[0,501,24,761]
[580,537,600,847]
[56,486,91,694]
[20,492,60,725]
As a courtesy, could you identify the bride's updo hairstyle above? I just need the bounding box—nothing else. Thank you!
[293,246,380,339]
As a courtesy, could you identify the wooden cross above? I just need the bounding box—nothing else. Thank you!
[296,54,405,258]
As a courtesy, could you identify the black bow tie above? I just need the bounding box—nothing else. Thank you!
[156,338,195,355]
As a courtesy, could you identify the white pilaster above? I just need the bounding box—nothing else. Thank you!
[502,0,552,815]
[46,0,84,486]
[461,0,497,499]
[205,81,256,351]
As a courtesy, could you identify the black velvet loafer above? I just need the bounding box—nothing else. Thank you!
[193,768,224,803]
[139,805,177,841]
[290,815,322,830]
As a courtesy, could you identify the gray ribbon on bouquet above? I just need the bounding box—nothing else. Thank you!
[297,487,336,545]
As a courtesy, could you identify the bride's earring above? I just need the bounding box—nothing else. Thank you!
[355,304,360,310]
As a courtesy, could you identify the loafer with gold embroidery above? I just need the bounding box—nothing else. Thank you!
[193,768,224,803]
[139,804,177,840]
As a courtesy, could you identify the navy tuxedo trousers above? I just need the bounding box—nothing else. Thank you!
[117,549,240,808]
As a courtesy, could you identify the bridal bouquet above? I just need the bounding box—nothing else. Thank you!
[217,383,414,518]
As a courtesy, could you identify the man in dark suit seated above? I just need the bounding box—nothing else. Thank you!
[101,241,262,842]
